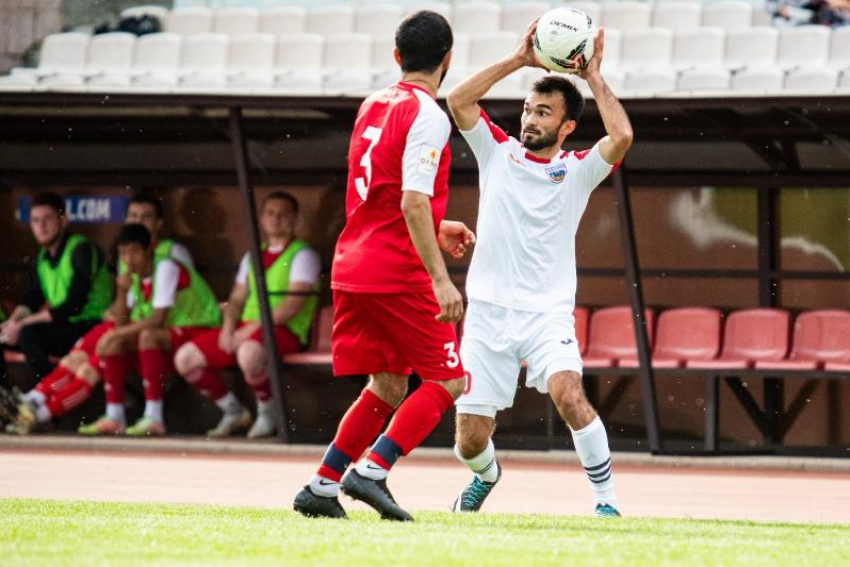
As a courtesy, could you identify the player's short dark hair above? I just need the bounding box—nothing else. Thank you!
[530,75,585,124]
[395,10,453,74]
[31,192,66,217]
[129,191,164,219]
[262,190,299,214]
[116,223,151,249]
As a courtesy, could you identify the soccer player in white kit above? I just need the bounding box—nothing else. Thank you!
[446,23,633,517]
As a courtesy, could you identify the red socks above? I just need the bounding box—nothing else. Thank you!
[139,349,170,401]
[45,378,93,417]
[317,388,395,482]
[244,371,273,402]
[367,381,454,470]
[34,365,73,396]
[185,368,228,401]
[103,355,128,404]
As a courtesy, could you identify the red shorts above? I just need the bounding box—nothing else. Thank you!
[331,290,465,381]
[169,326,215,351]
[72,321,116,356]
[187,322,302,370]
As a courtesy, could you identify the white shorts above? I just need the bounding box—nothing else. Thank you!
[457,300,583,419]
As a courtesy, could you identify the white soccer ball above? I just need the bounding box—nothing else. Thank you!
[532,7,596,74]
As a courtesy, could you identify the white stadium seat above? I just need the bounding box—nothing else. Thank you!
[601,28,622,70]
[677,68,732,91]
[731,68,784,91]
[166,7,213,35]
[228,33,275,88]
[307,5,355,37]
[602,2,652,31]
[830,27,850,69]
[625,69,678,94]
[469,32,519,71]
[132,33,181,88]
[701,1,753,32]
[259,7,307,36]
[778,26,831,70]
[408,3,453,22]
[371,36,399,89]
[452,33,472,71]
[620,29,674,70]
[453,2,502,36]
[673,28,725,70]
[355,4,404,38]
[652,2,702,32]
[839,70,850,89]
[501,2,550,36]
[324,33,373,93]
[785,67,839,91]
[725,28,779,69]
[275,34,324,94]
[37,32,90,74]
[86,32,136,74]
[179,33,230,89]
[213,7,259,37]
[570,2,603,28]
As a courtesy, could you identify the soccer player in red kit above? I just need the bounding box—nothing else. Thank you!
[294,10,475,521]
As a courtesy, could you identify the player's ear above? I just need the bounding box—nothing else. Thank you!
[393,49,402,67]
[441,50,452,72]
[560,119,577,138]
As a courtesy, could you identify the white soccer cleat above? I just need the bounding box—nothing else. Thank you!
[247,409,277,439]
[206,408,252,438]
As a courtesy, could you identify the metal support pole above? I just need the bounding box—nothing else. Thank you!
[229,107,291,443]
[613,167,662,453]
[704,375,720,452]
[758,187,783,447]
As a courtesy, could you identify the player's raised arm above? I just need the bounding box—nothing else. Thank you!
[575,29,634,165]
[447,20,546,131]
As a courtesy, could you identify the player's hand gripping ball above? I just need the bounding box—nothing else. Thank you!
[532,7,597,74]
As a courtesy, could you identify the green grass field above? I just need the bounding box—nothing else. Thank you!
[1,499,848,566]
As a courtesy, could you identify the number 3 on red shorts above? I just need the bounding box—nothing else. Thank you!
[443,341,459,368]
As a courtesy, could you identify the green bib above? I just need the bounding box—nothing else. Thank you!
[36,234,112,323]
[118,239,175,275]
[242,240,318,346]
[129,257,221,328]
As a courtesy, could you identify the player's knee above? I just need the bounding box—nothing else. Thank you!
[368,375,408,407]
[137,329,162,351]
[174,344,205,376]
[237,341,266,377]
[76,363,101,387]
[62,350,89,371]
[550,372,589,411]
[455,414,493,458]
[439,376,466,401]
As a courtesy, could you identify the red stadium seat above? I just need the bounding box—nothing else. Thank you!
[758,309,850,371]
[584,306,655,368]
[620,307,721,368]
[687,308,789,369]
[282,305,333,364]
[574,306,589,356]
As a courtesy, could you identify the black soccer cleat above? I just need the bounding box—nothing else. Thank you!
[340,469,413,522]
[293,486,348,519]
[452,461,502,512]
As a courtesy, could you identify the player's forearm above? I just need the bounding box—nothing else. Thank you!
[271,297,307,326]
[115,309,166,338]
[401,192,451,285]
[447,55,524,129]
[10,305,32,322]
[586,73,633,159]
[223,298,244,330]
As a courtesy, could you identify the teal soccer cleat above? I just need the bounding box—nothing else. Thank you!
[452,462,501,512]
[595,503,622,517]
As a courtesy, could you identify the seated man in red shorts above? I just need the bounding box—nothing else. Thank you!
[173,191,320,438]
[77,223,221,436]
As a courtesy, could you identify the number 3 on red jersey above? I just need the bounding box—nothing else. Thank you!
[354,126,383,201]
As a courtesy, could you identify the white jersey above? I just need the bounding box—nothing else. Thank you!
[461,110,617,314]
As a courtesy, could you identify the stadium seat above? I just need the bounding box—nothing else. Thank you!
[724,27,779,70]
[701,1,753,32]
[274,34,324,93]
[120,5,169,23]
[602,2,652,31]
[759,310,850,370]
[652,2,702,32]
[601,28,622,70]
[687,308,790,369]
[282,305,333,365]
[371,36,399,89]
[501,2,550,36]
[323,34,373,94]
[469,32,522,96]
[570,2,602,27]
[84,32,136,81]
[213,7,259,37]
[731,68,784,91]
[166,7,213,35]
[178,33,230,89]
[673,28,725,71]
[840,70,850,90]
[355,4,404,38]
[306,5,355,37]
[408,3,454,22]
[574,306,589,356]
[778,26,831,70]
[583,306,655,368]
[132,33,182,87]
[32,32,90,76]
[453,2,502,36]
[621,307,722,368]
[785,67,839,91]
[677,68,731,91]
[829,26,850,69]
[620,29,674,71]
[259,7,307,36]
[228,33,276,88]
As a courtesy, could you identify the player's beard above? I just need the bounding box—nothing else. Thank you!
[522,128,559,152]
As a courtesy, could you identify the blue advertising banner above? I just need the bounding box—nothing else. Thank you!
[17,196,130,224]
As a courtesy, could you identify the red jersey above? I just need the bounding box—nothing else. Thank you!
[332,81,452,294]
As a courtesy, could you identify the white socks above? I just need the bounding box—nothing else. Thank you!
[454,438,499,483]
[257,399,275,416]
[144,400,163,422]
[571,416,618,508]
[355,458,389,481]
[106,403,125,423]
[215,392,242,415]
[309,474,340,497]
[24,391,51,423]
